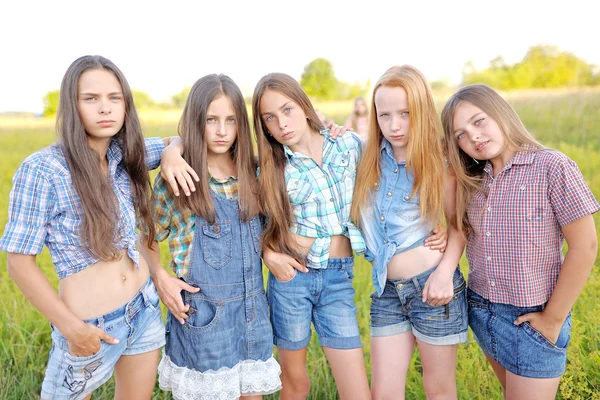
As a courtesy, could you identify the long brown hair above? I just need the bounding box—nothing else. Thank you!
[252,73,325,260]
[57,55,154,259]
[441,83,544,235]
[174,74,259,223]
[351,65,445,227]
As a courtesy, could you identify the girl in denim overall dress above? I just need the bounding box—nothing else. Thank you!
[351,65,468,399]
[251,72,372,400]
[140,74,282,400]
[0,55,195,399]
[442,84,599,399]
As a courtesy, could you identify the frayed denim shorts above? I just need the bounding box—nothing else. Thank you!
[267,257,362,350]
[467,288,571,378]
[41,277,165,399]
[370,266,468,345]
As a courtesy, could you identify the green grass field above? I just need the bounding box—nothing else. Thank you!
[0,90,599,399]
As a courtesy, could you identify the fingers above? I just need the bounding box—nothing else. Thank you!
[163,171,181,197]
[173,172,192,197]
[180,281,201,294]
[186,165,200,184]
[96,327,119,345]
[289,258,308,273]
[178,170,197,195]
[514,312,533,326]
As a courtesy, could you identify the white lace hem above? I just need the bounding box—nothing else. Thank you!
[158,352,282,400]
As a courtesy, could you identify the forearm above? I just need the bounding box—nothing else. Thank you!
[437,226,466,273]
[544,246,596,322]
[137,238,165,278]
[7,254,82,334]
[162,136,184,155]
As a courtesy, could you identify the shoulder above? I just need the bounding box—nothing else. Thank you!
[20,144,69,179]
[334,131,363,153]
[533,149,577,173]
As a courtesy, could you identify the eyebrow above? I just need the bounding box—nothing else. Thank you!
[261,101,292,117]
[452,112,483,134]
[79,91,123,96]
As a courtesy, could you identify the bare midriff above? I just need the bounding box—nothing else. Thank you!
[59,249,150,320]
[386,245,443,280]
[291,233,353,260]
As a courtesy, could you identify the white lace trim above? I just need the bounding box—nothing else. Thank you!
[158,352,282,400]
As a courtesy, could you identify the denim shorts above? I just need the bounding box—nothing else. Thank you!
[267,257,362,350]
[41,278,166,399]
[467,288,572,378]
[370,266,468,345]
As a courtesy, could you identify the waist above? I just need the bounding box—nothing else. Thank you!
[292,233,352,258]
[59,250,150,319]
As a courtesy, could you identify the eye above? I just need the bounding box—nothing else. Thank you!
[110,96,122,102]
[284,107,292,114]
[456,132,465,140]
[401,111,409,116]
[207,117,216,123]
[227,117,236,124]
[264,115,274,122]
[83,96,95,101]
[474,118,484,126]
[379,113,389,118]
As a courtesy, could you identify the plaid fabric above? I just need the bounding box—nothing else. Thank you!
[284,130,365,269]
[152,173,239,278]
[466,148,600,307]
[0,138,165,279]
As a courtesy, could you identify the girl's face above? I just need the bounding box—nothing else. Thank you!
[77,69,125,145]
[259,89,310,148]
[355,98,367,115]
[375,86,410,158]
[205,95,238,158]
[452,101,506,162]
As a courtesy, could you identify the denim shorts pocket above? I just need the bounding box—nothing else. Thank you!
[273,269,298,284]
[521,319,569,351]
[60,336,107,363]
[467,289,488,309]
[185,297,222,332]
[144,285,161,312]
[201,221,232,269]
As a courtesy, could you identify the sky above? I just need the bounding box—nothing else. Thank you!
[1,0,598,113]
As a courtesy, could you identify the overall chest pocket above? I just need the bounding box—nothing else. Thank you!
[201,221,233,269]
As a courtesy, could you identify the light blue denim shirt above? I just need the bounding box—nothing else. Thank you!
[361,139,435,295]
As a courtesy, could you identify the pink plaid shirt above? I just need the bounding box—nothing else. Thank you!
[466,148,600,307]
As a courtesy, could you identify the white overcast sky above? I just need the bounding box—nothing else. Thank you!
[1,0,598,113]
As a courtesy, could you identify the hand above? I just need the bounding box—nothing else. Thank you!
[152,268,200,324]
[514,311,564,345]
[263,248,308,281]
[422,267,454,306]
[65,322,119,357]
[327,122,351,139]
[160,145,199,197]
[425,224,447,252]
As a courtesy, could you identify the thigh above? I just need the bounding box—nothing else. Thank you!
[370,283,411,338]
[371,333,415,400]
[416,340,458,396]
[114,348,160,400]
[505,370,561,400]
[323,347,370,400]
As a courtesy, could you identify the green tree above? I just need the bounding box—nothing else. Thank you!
[43,90,60,116]
[132,90,155,108]
[171,87,191,108]
[300,58,339,101]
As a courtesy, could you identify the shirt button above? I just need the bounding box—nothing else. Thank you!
[394,168,398,173]
[387,192,392,197]
[485,231,491,237]
[374,182,379,187]
[487,207,491,212]
[330,198,334,202]
[403,195,409,201]
[520,185,526,190]
[214,225,221,233]
[383,240,387,244]
[380,216,385,221]
[490,281,496,287]
[486,256,491,261]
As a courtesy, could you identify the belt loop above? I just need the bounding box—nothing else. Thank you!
[411,275,422,293]
[97,316,105,331]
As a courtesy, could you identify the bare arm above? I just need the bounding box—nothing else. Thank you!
[514,215,597,342]
[422,170,467,306]
[138,238,199,325]
[7,253,118,356]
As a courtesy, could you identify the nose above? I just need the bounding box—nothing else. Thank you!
[216,121,227,136]
[390,116,401,132]
[469,130,481,142]
[98,98,111,115]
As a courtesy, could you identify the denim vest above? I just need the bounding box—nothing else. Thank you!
[165,194,273,372]
[361,140,435,296]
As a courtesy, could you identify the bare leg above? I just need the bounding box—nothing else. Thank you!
[322,347,370,400]
[416,339,458,400]
[505,370,561,400]
[113,349,160,400]
[278,347,310,400]
[370,332,415,400]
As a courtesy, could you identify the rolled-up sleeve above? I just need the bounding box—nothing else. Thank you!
[144,137,166,170]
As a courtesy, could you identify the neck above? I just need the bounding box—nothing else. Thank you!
[490,147,517,177]
[393,147,407,163]
[207,151,236,179]
[289,129,323,159]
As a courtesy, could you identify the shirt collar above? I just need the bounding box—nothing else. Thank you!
[483,144,538,175]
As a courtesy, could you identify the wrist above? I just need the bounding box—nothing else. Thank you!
[57,317,87,340]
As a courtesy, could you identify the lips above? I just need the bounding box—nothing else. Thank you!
[215,140,228,145]
[390,135,405,140]
[281,131,294,139]
[97,120,115,127]
[475,141,489,151]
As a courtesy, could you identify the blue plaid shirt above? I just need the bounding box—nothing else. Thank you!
[0,138,165,279]
[284,129,365,268]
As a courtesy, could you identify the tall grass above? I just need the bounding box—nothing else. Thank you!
[0,89,599,399]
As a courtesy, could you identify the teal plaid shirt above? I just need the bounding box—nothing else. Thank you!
[284,130,366,268]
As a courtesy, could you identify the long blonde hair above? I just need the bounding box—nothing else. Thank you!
[441,84,544,235]
[351,65,445,226]
[252,73,325,261]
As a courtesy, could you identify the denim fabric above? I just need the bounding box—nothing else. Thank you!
[467,288,572,378]
[41,278,165,399]
[370,266,468,345]
[267,257,362,350]
[161,194,280,397]
[361,139,436,296]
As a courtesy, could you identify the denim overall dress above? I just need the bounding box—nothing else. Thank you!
[158,195,281,398]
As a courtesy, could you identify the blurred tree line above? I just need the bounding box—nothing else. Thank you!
[462,45,600,89]
[41,46,599,116]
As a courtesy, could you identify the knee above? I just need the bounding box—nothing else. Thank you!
[281,370,310,397]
